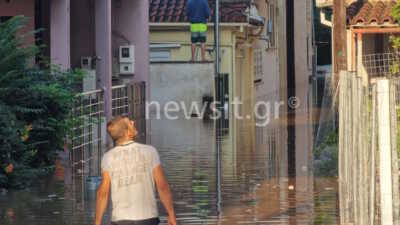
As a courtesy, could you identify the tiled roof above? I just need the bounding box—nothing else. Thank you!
[149,0,248,23]
[347,1,397,26]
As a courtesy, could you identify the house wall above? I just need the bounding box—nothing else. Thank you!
[235,37,256,155]
[252,0,313,180]
[253,0,281,109]
[149,62,215,113]
[150,27,235,76]
[70,0,95,68]
[51,0,71,69]
[0,0,35,47]
[252,0,283,176]
[112,0,150,85]
[150,26,245,122]
[294,0,313,179]
[150,25,255,153]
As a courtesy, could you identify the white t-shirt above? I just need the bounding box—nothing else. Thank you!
[101,141,161,221]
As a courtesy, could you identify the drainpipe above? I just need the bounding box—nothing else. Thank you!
[215,0,222,219]
[215,0,220,75]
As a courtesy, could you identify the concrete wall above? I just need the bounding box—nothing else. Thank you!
[293,4,314,220]
[150,62,214,113]
[150,26,254,146]
[113,0,149,84]
[0,0,35,47]
[51,0,71,69]
[294,0,313,179]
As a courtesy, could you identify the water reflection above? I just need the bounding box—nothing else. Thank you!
[0,114,338,225]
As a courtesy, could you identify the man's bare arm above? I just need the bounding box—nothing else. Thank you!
[154,165,177,225]
[95,171,111,225]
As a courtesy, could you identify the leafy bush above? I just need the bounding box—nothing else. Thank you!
[313,131,338,177]
[391,2,400,76]
[0,16,82,189]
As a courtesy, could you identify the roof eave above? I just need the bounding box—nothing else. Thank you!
[149,22,252,27]
[349,24,400,29]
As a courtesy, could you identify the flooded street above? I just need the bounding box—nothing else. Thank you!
[0,116,338,225]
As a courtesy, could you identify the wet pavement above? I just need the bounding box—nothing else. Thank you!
[0,116,339,225]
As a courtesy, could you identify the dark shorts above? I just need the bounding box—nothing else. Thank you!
[112,218,160,225]
[191,32,207,43]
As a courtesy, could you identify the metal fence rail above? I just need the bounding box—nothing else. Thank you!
[70,82,146,175]
[392,78,400,106]
[68,82,146,205]
[363,52,400,78]
[70,89,104,177]
[112,85,129,117]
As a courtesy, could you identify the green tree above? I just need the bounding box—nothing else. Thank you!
[0,16,82,188]
[390,1,400,76]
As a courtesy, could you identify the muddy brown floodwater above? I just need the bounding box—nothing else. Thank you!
[0,116,339,225]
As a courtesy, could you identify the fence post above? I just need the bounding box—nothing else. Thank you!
[390,80,400,225]
[370,85,377,225]
[339,71,348,224]
[128,83,134,120]
[377,79,394,225]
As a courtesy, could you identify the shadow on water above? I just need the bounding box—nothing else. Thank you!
[0,114,339,225]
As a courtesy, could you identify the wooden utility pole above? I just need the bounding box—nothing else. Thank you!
[333,0,347,82]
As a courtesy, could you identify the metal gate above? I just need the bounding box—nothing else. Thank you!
[68,82,146,205]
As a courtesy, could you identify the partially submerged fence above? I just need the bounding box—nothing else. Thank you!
[338,72,400,225]
[68,82,146,201]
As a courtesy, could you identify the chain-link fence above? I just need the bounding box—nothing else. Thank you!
[363,52,400,78]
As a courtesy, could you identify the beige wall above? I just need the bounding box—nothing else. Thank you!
[150,25,256,147]
[150,27,236,77]
[252,0,313,177]
[150,27,237,116]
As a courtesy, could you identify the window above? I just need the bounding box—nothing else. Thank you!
[150,50,171,62]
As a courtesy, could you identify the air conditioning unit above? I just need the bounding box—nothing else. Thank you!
[119,45,135,74]
[81,56,92,70]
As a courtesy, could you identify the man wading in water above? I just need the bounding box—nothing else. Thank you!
[95,116,177,225]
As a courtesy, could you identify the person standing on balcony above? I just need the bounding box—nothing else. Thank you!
[186,0,211,61]
[94,116,177,225]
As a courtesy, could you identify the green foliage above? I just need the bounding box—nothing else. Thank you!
[390,2,400,76]
[393,3,400,155]
[0,16,81,189]
[391,1,400,22]
[313,131,338,177]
